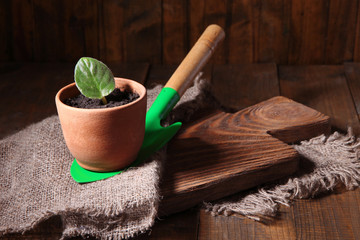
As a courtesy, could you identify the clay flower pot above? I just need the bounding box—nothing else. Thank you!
[55,77,147,172]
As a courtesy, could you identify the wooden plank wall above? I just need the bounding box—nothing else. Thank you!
[2,0,360,65]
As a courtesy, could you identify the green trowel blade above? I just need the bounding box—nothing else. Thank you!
[71,87,181,183]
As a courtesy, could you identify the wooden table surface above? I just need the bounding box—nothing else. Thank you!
[1,62,360,239]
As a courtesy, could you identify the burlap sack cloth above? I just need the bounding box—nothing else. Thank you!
[1,78,360,239]
[0,79,210,239]
[205,129,360,220]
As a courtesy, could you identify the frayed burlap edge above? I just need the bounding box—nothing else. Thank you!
[61,151,165,240]
[204,129,360,221]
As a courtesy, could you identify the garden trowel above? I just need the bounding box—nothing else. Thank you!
[71,24,225,183]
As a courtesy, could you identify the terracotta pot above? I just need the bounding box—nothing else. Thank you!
[55,77,147,172]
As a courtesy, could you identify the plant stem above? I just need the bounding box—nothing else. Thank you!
[101,96,108,105]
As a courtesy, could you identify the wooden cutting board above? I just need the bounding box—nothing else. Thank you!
[158,96,330,216]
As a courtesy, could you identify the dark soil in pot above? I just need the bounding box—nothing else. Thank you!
[64,88,140,109]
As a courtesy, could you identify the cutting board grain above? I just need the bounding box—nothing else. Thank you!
[159,96,330,216]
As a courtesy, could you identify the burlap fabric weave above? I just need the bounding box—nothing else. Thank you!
[0,79,209,240]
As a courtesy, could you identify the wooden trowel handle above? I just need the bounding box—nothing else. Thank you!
[164,24,225,97]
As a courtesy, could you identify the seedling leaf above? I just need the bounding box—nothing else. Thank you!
[74,57,115,101]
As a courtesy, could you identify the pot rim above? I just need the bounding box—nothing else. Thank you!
[55,77,147,113]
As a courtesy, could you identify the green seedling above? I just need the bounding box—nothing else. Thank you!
[74,57,115,105]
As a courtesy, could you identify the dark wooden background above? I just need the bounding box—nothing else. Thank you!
[2,0,360,65]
